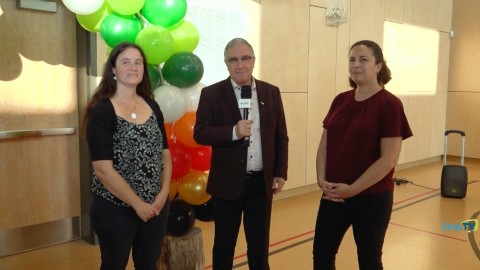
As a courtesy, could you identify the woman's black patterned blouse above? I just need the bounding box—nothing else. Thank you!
[86,98,169,207]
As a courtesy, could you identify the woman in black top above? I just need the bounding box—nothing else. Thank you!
[82,42,171,270]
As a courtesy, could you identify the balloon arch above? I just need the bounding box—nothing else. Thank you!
[63,0,213,237]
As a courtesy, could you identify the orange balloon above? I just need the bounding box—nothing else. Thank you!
[177,170,211,205]
[169,179,178,201]
[164,123,173,140]
[173,111,200,148]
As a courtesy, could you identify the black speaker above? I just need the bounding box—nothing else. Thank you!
[441,165,468,198]
[441,130,468,199]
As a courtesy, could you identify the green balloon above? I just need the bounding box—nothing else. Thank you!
[76,2,112,32]
[107,0,145,15]
[105,47,112,58]
[100,14,142,48]
[142,0,187,27]
[168,20,200,54]
[162,52,204,88]
[135,25,174,64]
[147,64,162,89]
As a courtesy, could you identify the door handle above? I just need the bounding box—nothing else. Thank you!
[0,127,76,140]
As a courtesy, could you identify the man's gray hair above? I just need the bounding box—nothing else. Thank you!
[224,38,255,60]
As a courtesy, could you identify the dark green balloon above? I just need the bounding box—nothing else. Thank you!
[147,64,162,89]
[100,13,141,48]
[162,52,204,88]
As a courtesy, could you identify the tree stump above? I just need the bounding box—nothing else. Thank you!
[157,226,205,270]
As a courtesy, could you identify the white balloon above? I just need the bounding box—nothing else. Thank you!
[62,0,104,15]
[153,85,188,123]
[181,82,206,112]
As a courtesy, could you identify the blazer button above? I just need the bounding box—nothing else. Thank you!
[241,159,245,163]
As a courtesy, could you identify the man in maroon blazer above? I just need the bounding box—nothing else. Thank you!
[194,38,289,270]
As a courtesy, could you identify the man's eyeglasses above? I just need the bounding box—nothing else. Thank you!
[226,56,254,65]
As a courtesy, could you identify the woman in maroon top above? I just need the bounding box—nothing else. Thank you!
[313,40,413,270]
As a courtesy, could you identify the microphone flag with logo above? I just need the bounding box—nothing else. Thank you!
[239,85,252,147]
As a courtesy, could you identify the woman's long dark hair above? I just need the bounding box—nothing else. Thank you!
[81,42,153,134]
[348,40,392,88]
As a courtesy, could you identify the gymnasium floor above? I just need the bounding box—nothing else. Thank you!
[0,158,479,269]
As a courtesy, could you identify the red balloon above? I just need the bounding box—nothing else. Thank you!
[173,111,200,148]
[169,139,191,179]
[189,146,211,171]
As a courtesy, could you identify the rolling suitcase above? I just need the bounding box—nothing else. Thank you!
[441,130,468,198]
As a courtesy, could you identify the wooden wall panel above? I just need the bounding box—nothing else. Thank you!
[412,0,437,28]
[430,32,450,157]
[306,6,338,185]
[260,0,309,93]
[335,17,351,95]
[404,96,433,161]
[437,0,453,32]
[448,0,480,93]
[260,0,309,190]
[385,0,405,22]
[396,95,410,164]
[310,0,326,8]
[385,0,451,29]
[445,92,480,158]
[349,0,384,44]
[383,19,448,161]
[282,93,307,190]
[403,0,414,23]
[446,0,480,158]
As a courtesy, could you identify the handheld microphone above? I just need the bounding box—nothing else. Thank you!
[239,85,252,147]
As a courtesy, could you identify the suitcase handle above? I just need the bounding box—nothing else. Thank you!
[445,130,465,136]
[443,130,466,166]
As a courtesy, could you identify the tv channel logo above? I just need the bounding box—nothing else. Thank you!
[441,219,478,232]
